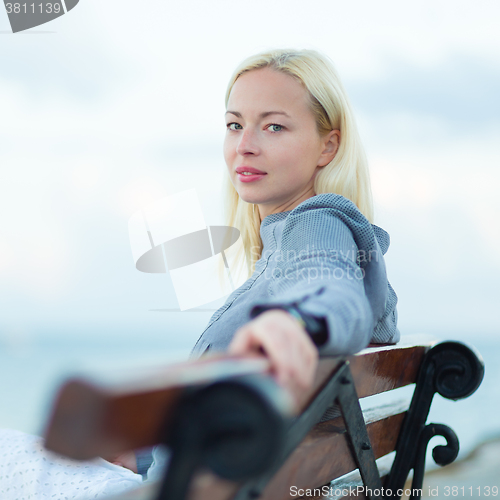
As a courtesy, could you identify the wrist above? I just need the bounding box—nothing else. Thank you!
[250,303,328,347]
[280,307,307,330]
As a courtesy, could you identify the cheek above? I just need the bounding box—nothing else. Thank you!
[292,137,322,169]
[223,137,234,165]
[274,140,315,173]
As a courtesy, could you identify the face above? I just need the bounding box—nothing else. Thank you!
[224,67,339,220]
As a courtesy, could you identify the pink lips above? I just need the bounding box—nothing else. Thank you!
[235,166,267,183]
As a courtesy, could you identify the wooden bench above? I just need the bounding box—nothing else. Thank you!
[43,335,484,500]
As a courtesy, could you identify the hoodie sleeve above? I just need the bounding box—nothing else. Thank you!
[247,194,395,356]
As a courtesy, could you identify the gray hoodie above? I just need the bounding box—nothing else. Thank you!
[190,193,400,358]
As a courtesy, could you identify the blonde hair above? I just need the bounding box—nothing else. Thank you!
[221,48,374,281]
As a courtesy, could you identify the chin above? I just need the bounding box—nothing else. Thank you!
[238,194,261,205]
[235,188,265,205]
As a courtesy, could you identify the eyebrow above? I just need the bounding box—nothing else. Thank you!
[225,110,291,119]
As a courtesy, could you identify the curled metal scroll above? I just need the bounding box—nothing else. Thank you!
[384,341,484,498]
[430,341,484,400]
[409,423,459,500]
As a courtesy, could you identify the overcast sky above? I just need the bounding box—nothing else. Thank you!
[0,0,499,353]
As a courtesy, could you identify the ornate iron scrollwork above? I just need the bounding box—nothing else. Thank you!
[155,342,483,500]
[409,423,459,500]
[384,341,484,499]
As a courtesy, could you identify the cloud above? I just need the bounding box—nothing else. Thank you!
[346,54,500,130]
[1,0,499,339]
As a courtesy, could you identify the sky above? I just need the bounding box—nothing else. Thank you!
[0,1,499,347]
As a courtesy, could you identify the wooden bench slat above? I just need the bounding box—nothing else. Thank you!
[44,339,433,462]
[349,343,428,398]
[102,399,411,500]
[260,412,406,500]
[42,336,440,500]
[185,402,409,500]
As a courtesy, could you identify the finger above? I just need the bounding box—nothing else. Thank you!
[258,327,302,386]
[228,327,258,355]
[293,333,318,387]
[266,311,318,384]
[228,314,318,397]
[274,326,318,390]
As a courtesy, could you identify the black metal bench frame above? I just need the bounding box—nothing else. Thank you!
[156,341,484,500]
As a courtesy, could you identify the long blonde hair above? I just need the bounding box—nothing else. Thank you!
[222,48,374,280]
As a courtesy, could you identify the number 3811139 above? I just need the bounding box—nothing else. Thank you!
[5,3,62,14]
[444,486,498,496]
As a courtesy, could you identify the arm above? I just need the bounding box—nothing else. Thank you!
[229,195,393,400]
[250,195,389,355]
[229,308,318,406]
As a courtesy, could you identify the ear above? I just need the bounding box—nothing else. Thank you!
[318,130,340,167]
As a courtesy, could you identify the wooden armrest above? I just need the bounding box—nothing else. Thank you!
[43,336,434,461]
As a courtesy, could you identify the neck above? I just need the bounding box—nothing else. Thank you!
[257,186,316,222]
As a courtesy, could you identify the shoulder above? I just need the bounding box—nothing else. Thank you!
[287,193,370,229]
[289,193,366,219]
[284,193,369,239]
[282,194,390,254]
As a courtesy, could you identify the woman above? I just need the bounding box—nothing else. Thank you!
[0,48,399,497]
[143,46,400,482]
[192,47,399,396]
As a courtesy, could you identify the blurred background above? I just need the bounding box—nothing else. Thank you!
[0,0,498,475]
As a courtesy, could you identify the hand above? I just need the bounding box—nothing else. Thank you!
[228,309,319,406]
[103,451,138,473]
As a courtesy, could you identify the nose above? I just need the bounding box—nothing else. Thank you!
[236,128,260,156]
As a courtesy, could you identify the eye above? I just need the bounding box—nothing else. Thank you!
[267,124,284,133]
[227,122,242,131]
